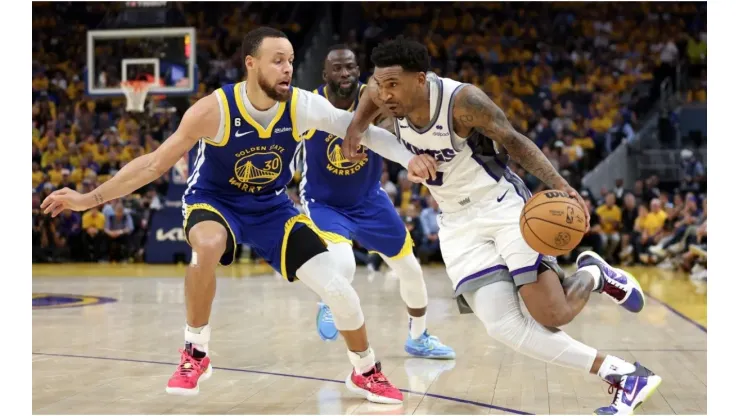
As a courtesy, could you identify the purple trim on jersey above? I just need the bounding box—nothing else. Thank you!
[407,76,444,135]
[494,158,531,202]
[468,142,501,181]
[455,264,509,290]
[510,254,544,276]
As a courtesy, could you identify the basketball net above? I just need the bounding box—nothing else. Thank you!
[121,80,153,113]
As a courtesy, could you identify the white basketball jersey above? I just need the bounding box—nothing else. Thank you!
[393,74,512,213]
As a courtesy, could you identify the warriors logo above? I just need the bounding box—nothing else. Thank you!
[325,135,367,176]
[230,144,285,193]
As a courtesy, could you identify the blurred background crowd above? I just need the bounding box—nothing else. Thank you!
[32,2,707,280]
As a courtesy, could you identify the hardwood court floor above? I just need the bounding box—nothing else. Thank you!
[32,263,707,415]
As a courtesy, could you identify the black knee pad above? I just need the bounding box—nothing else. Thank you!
[185,209,236,265]
[284,224,328,281]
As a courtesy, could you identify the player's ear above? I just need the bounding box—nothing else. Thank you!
[321,70,327,83]
[245,56,254,72]
[418,72,427,87]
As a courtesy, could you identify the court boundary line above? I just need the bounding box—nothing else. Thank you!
[645,292,707,333]
[32,352,533,415]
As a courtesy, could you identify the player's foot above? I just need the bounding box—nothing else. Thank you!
[594,362,662,415]
[165,347,213,396]
[577,251,645,313]
[404,330,456,359]
[345,362,403,404]
[316,302,339,341]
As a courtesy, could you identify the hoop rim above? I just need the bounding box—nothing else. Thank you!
[120,80,154,91]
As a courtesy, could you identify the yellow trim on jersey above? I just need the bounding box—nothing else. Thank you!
[318,231,353,245]
[233,82,286,139]
[280,214,330,280]
[289,88,301,142]
[182,203,237,266]
[367,229,415,260]
[203,89,231,147]
[388,230,415,260]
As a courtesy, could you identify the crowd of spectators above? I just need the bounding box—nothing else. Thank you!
[33,3,706,280]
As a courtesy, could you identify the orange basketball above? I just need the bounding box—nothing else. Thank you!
[519,190,587,256]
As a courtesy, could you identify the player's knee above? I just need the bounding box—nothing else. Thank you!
[321,273,364,330]
[393,255,428,308]
[189,227,228,263]
[482,308,528,348]
[327,243,356,283]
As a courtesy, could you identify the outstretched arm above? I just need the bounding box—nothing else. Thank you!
[298,90,436,180]
[42,94,219,216]
[342,79,384,160]
[452,85,590,223]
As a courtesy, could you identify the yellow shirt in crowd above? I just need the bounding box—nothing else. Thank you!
[641,210,667,236]
[82,211,105,230]
[596,205,622,233]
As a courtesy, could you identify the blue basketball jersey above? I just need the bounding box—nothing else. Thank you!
[184,81,302,212]
[299,83,384,207]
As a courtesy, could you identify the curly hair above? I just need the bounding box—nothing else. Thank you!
[370,37,430,72]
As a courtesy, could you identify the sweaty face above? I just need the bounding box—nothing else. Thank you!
[372,66,426,118]
[324,49,360,99]
[248,37,295,102]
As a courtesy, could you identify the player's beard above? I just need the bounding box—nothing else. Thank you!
[257,70,291,102]
[329,80,356,99]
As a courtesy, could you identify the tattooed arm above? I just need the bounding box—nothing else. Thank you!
[452,85,590,223]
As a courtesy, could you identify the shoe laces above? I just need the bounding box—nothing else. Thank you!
[367,369,393,391]
[177,348,203,376]
[321,307,335,323]
[606,378,624,407]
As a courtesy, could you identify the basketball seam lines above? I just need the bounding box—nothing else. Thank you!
[525,216,587,233]
[521,199,583,218]
[525,221,565,251]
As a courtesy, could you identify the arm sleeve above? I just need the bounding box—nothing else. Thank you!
[296,89,414,168]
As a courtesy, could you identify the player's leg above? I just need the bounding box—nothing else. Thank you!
[463,281,663,414]
[166,204,239,396]
[356,191,454,359]
[493,190,645,327]
[283,224,403,404]
[301,199,357,341]
[252,201,402,404]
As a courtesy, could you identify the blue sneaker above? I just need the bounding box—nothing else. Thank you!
[404,330,456,359]
[577,251,645,313]
[316,302,339,341]
[595,362,662,415]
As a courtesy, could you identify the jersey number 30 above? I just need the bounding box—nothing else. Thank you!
[426,172,444,186]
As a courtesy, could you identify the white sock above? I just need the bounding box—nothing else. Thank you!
[409,315,427,339]
[597,355,636,380]
[579,265,602,292]
[185,324,210,355]
[347,347,376,374]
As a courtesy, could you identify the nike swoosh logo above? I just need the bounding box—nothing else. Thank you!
[623,380,639,402]
[235,130,252,137]
[497,190,508,202]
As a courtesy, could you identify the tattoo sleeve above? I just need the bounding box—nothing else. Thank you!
[453,86,567,189]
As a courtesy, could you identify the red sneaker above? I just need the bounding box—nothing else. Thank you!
[165,348,213,396]
[345,362,403,404]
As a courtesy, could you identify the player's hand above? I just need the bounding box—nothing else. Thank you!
[407,154,437,183]
[41,188,95,217]
[557,184,590,232]
[341,125,367,162]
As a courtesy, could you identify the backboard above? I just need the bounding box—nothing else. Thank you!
[86,27,197,97]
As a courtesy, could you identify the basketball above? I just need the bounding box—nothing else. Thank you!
[519,190,587,256]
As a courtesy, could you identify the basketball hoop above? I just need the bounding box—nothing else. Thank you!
[121,80,153,113]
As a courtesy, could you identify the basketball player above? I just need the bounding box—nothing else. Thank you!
[341,38,662,414]
[41,28,440,405]
[298,45,455,359]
